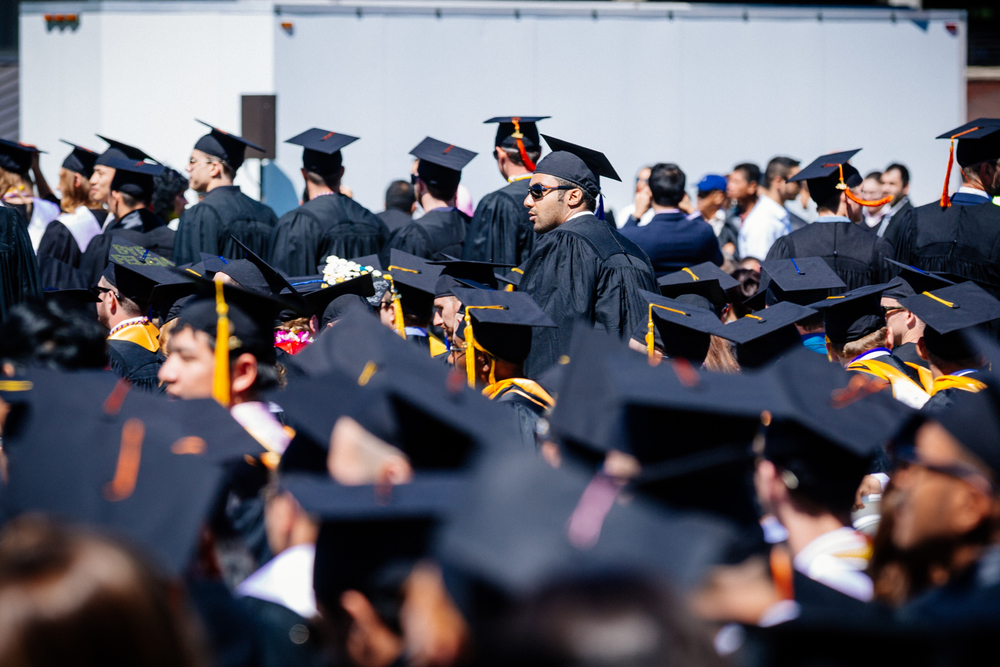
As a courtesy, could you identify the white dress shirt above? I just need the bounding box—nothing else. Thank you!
[236,543,318,618]
[738,195,791,260]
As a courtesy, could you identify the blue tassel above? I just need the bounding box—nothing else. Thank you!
[597,194,605,221]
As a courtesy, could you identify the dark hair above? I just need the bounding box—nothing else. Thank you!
[732,163,761,185]
[0,517,205,667]
[385,180,415,212]
[554,177,596,212]
[648,163,686,207]
[864,171,883,181]
[151,168,188,221]
[884,163,910,187]
[728,268,760,319]
[923,328,983,367]
[498,146,541,169]
[119,190,150,208]
[0,301,108,372]
[762,156,800,189]
[304,169,342,192]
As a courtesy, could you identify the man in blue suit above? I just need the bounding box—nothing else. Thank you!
[619,163,722,278]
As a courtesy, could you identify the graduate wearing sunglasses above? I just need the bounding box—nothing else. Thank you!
[516,135,657,377]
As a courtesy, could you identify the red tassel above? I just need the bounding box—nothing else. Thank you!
[824,163,894,208]
[941,138,956,208]
[511,118,537,172]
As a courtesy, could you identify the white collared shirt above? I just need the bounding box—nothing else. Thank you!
[957,186,990,200]
[794,527,873,601]
[26,197,62,251]
[236,543,318,618]
[57,205,102,252]
[738,195,791,260]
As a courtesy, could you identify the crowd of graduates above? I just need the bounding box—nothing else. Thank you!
[1,115,1000,666]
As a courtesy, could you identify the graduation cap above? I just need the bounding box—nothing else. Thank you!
[747,257,846,310]
[937,118,1000,207]
[283,273,375,320]
[495,267,525,291]
[657,262,739,316]
[0,138,43,174]
[537,134,621,199]
[808,282,892,348]
[790,149,890,208]
[42,287,99,309]
[94,135,156,166]
[764,346,915,510]
[174,279,300,405]
[428,255,512,297]
[437,450,746,602]
[383,249,442,333]
[1,371,265,573]
[933,374,1000,481]
[285,127,359,174]
[198,252,231,276]
[193,119,264,172]
[451,287,556,385]
[59,140,100,179]
[411,137,477,193]
[716,301,816,369]
[484,116,549,171]
[899,282,1000,364]
[636,290,724,363]
[106,157,166,201]
[218,236,304,306]
[102,260,171,305]
[883,259,956,297]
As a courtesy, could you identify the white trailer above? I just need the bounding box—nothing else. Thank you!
[21,1,967,215]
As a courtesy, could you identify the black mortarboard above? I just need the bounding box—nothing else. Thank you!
[94,135,156,166]
[452,288,555,370]
[102,261,164,305]
[283,273,375,320]
[634,290,723,363]
[285,127,359,174]
[658,262,739,316]
[717,301,817,369]
[320,294,374,328]
[438,451,745,601]
[536,135,621,196]
[42,287,99,308]
[809,283,892,347]
[1,372,265,573]
[880,276,917,302]
[938,118,1000,168]
[104,238,193,318]
[59,140,99,178]
[175,279,297,367]
[484,116,548,150]
[193,119,264,172]
[429,255,512,297]
[107,158,166,201]
[789,149,866,205]
[0,139,42,174]
[495,267,524,290]
[747,257,846,309]
[935,381,1000,480]
[900,281,1000,336]
[221,237,304,306]
[384,250,442,323]
[106,236,175,269]
[883,258,957,295]
[764,347,914,508]
[411,137,477,194]
[198,252,230,276]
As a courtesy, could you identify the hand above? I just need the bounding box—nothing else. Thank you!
[678,192,695,214]
[634,183,652,219]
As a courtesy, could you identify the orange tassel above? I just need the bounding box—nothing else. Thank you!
[826,163,893,207]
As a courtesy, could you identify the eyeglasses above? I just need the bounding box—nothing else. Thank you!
[527,184,576,200]
[882,305,906,317]
[410,174,419,186]
[91,285,114,299]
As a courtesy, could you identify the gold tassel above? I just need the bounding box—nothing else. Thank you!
[213,281,231,407]
[464,310,476,389]
[645,303,688,361]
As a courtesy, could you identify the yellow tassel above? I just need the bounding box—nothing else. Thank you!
[465,310,476,388]
[391,285,406,338]
[646,305,655,360]
[213,281,231,407]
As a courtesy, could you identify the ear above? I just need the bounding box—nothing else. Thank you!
[951,485,993,535]
[916,336,930,361]
[339,166,346,180]
[566,187,584,207]
[230,353,259,395]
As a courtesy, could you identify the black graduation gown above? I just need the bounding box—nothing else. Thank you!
[765,221,892,291]
[890,200,1000,299]
[377,208,413,234]
[269,193,389,275]
[174,185,279,264]
[893,341,928,372]
[519,213,658,377]
[921,369,987,414]
[0,204,42,322]
[462,178,537,265]
[387,207,468,260]
[106,340,163,392]
[80,209,175,286]
[37,220,82,267]
[492,382,550,451]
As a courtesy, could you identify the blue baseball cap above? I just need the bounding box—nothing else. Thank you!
[697,174,727,193]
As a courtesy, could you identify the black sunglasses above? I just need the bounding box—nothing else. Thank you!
[527,184,576,201]
[410,174,419,186]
